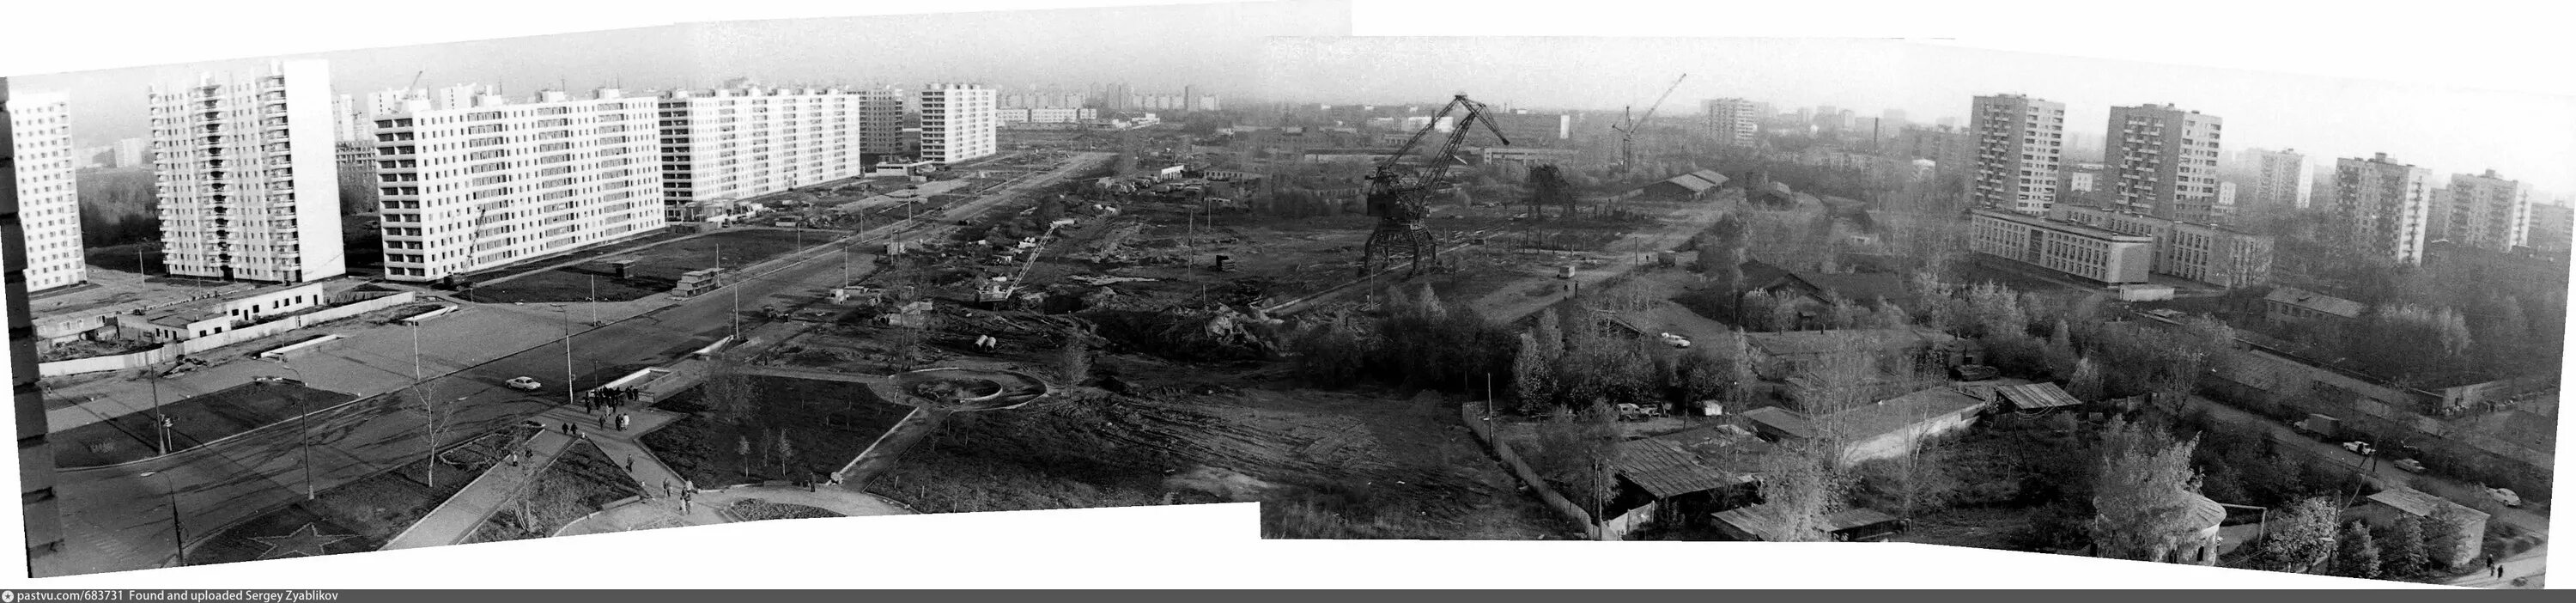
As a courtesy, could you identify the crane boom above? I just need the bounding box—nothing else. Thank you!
[1631,73,1686,131]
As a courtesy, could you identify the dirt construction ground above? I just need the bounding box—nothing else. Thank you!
[473,228,840,303]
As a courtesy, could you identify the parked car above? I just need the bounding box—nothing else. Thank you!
[2392,459,2427,472]
[2342,441,2376,456]
[506,376,544,392]
[2487,487,2523,508]
[1656,332,1692,349]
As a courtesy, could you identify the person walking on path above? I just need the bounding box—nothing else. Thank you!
[619,413,631,431]
[507,451,520,467]
[626,457,636,472]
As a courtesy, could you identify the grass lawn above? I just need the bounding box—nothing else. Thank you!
[868,404,1172,515]
[184,423,538,567]
[642,375,914,489]
[725,499,845,521]
[55,381,357,468]
[465,439,644,543]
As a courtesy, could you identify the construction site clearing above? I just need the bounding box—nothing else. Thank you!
[648,127,1740,539]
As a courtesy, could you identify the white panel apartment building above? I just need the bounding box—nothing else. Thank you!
[2443,169,2533,252]
[149,59,345,283]
[656,86,869,221]
[2105,104,2224,222]
[2332,153,2433,265]
[1970,94,2068,215]
[371,88,663,282]
[2246,148,2313,210]
[919,83,997,165]
[7,92,86,291]
[1703,98,1760,148]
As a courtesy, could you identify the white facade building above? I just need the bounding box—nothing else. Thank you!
[371,88,665,282]
[918,83,997,165]
[112,137,149,168]
[656,86,870,222]
[1703,98,1760,148]
[1970,94,2068,215]
[7,92,87,291]
[149,59,345,283]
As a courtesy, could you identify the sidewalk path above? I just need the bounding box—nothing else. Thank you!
[553,485,914,538]
[377,405,598,550]
[2445,545,2547,588]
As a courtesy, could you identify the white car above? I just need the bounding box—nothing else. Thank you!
[506,376,544,392]
[2341,441,2376,456]
[2488,487,2523,508]
[1657,332,1692,349]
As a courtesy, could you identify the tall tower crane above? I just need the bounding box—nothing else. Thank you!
[1360,94,1510,277]
[1609,74,1687,174]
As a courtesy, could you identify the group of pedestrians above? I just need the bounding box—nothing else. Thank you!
[598,411,632,432]
[659,479,697,514]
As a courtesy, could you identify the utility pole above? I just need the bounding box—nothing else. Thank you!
[264,358,315,500]
[561,304,574,409]
[149,373,167,456]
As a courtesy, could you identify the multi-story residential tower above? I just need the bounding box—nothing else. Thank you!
[1969,94,2068,215]
[2,78,70,576]
[858,87,907,156]
[657,86,869,222]
[2105,104,2224,222]
[2527,202,2573,253]
[370,88,665,282]
[1703,98,1759,148]
[2442,169,2533,252]
[149,59,345,283]
[2246,148,2313,210]
[2331,153,2434,265]
[918,82,996,165]
[8,92,86,291]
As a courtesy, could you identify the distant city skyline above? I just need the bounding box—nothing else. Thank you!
[5,1,1343,150]
[1259,37,2576,198]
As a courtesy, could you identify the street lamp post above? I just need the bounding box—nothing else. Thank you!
[557,304,575,408]
[262,357,315,500]
[140,470,184,567]
[148,371,168,456]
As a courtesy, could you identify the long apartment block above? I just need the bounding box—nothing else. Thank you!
[1969,94,2067,215]
[371,88,665,282]
[7,91,86,291]
[2050,204,2274,288]
[918,82,997,165]
[656,86,870,221]
[149,59,345,283]
[1969,208,2154,285]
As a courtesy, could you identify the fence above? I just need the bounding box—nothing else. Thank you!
[36,291,419,377]
[1457,399,1602,539]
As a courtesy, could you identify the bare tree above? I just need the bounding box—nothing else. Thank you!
[407,386,461,488]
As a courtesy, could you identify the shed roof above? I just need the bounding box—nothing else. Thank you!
[1996,382,2086,410]
[1777,271,1911,307]
[1613,426,1776,498]
[1710,503,1795,542]
[2264,286,2365,319]
[1686,169,1731,187]
[2365,488,2491,523]
[1824,386,1991,442]
[2184,494,2228,529]
[1823,508,1905,533]
[1739,406,1815,440]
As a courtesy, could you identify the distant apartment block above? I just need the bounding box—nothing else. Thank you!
[999,89,1090,110]
[1969,94,2067,215]
[371,88,665,282]
[997,107,1097,125]
[859,87,907,156]
[2050,204,2274,288]
[656,86,869,222]
[1887,125,1971,177]
[2058,161,2111,208]
[2332,153,2434,264]
[1969,208,2154,284]
[2440,169,2533,252]
[2105,104,2224,222]
[112,137,148,169]
[7,91,86,291]
[1465,110,1572,149]
[149,59,346,283]
[918,83,997,165]
[2528,203,2573,253]
[1703,98,1760,148]
[2246,148,2313,210]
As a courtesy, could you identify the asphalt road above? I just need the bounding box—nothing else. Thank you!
[40,151,1111,576]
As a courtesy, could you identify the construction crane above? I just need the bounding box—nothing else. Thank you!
[975,221,1069,306]
[1608,73,1687,174]
[1360,94,1510,277]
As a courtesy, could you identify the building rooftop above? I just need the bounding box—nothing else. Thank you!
[1996,382,2086,410]
[1738,406,1816,440]
[1824,386,1991,443]
[1971,209,2152,241]
[2363,488,2489,523]
[2263,286,2365,319]
[1775,271,1910,306]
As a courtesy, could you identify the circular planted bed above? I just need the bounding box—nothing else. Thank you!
[883,368,1052,411]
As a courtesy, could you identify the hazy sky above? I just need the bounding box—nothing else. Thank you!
[9,0,1346,148]
[1261,37,2576,197]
